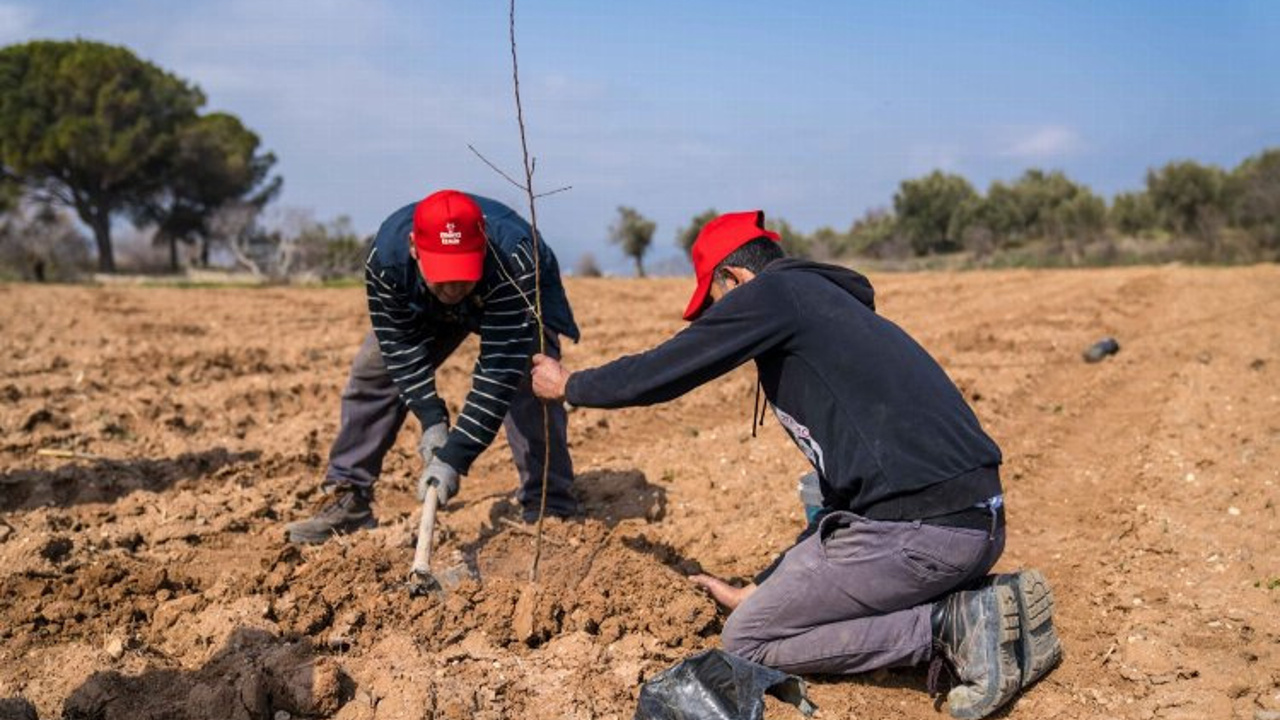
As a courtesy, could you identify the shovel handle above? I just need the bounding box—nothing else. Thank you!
[411,485,440,576]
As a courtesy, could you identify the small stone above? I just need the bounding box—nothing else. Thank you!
[1255,711,1280,720]
[274,711,292,720]
[1228,507,1241,516]
[105,636,125,660]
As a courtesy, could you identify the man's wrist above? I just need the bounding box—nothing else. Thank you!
[411,400,448,429]
[561,371,576,406]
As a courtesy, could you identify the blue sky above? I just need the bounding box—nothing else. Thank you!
[2,1,1277,270]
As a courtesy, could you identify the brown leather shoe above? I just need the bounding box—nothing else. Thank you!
[285,487,376,545]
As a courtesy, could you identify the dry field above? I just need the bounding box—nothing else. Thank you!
[1,265,1278,720]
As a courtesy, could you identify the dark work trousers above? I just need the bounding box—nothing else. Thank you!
[323,328,576,515]
[721,510,1004,675]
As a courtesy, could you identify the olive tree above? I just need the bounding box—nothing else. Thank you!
[893,171,977,255]
[1146,160,1231,246]
[1231,148,1280,249]
[608,206,655,277]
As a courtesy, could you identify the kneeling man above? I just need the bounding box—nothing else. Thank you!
[531,211,1060,718]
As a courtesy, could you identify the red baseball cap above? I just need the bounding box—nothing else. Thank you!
[682,210,781,320]
[412,190,487,283]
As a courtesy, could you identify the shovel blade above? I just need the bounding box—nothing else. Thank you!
[407,563,474,597]
[407,569,443,597]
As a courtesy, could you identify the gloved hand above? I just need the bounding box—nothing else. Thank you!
[418,422,449,464]
[417,456,461,507]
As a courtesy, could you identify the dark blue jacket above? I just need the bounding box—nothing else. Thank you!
[366,194,578,473]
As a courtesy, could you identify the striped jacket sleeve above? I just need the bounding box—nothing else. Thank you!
[435,243,540,474]
[365,261,448,428]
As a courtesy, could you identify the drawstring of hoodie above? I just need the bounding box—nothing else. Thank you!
[751,378,768,437]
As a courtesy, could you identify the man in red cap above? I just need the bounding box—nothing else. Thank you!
[530,211,1060,719]
[286,190,580,544]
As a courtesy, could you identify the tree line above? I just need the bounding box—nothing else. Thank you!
[3,40,1276,280]
[601,149,1279,275]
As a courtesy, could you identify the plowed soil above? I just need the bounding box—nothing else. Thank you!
[1,266,1278,720]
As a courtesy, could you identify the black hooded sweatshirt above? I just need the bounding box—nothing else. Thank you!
[565,258,1002,520]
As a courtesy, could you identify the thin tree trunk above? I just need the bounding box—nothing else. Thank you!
[168,234,179,272]
[633,255,645,278]
[89,210,115,273]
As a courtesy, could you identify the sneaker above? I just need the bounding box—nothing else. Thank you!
[929,582,1022,719]
[285,487,376,545]
[996,569,1063,688]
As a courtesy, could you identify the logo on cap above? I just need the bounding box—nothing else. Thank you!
[440,222,463,246]
[413,189,487,283]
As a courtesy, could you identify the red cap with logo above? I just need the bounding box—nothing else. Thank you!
[682,210,781,320]
[412,190,487,283]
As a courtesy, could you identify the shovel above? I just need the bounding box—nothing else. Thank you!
[407,485,444,596]
[406,482,476,597]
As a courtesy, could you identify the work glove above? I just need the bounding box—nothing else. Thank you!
[417,422,449,464]
[418,456,461,508]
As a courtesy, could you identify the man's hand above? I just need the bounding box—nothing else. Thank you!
[418,422,449,464]
[689,574,758,612]
[531,353,570,403]
[418,456,460,507]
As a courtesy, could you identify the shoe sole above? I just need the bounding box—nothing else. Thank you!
[948,584,1023,720]
[285,517,377,545]
[1003,569,1063,688]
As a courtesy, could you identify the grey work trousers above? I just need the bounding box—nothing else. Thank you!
[323,328,576,515]
[722,510,1004,675]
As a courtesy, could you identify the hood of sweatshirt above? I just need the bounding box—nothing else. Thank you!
[763,258,876,311]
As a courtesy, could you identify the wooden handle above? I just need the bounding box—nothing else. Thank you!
[411,485,439,576]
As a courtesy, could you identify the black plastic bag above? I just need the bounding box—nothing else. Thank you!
[634,649,817,720]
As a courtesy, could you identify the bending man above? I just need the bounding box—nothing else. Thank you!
[287,190,580,544]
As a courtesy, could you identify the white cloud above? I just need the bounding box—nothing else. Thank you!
[0,2,34,44]
[1001,125,1081,159]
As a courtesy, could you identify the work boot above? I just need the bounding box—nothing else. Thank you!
[521,498,583,524]
[285,486,376,545]
[996,569,1063,688]
[929,582,1022,719]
